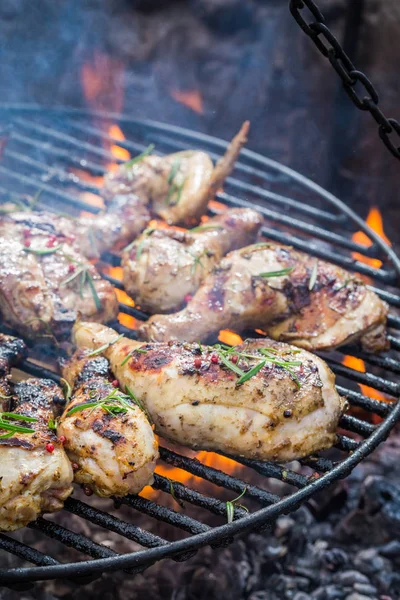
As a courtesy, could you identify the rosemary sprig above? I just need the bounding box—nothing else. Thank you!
[24,245,62,256]
[61,259,102,310]
[168,157,181,185]
[309,261,318,291]
[0,412,38,437]
[48,418,58,430]
[258,267,294,278]
[86,334,124,357]
[189,249,212,275]
[236,360,266,385]
[226,488,248,524]
[124,144,155,169]
[166,158,186,206]
[190,225,223,234]
[214,343,302,388]
[66,388,135,418]
[120,347,148,367]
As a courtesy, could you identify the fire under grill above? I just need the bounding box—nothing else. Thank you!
[0,105,399,587]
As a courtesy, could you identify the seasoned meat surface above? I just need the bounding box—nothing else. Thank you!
[102,122,249,226]
[0,376,73,531]
[139,243,389,353]
[0,212,118,338]
[122,208,263,313]
[73,322,345,462]
[58,350,158,497]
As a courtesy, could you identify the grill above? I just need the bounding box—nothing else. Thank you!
[0,104,399,587]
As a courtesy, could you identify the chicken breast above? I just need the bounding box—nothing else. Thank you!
[0,212,118,338]
[0,378,73,531]
[73,322,345,462]
[122,208,263,313]
[139,243,389,353]
[102,122,249,226]
[58,350,158,497]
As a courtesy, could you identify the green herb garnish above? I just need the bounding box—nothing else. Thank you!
[66,388,136,418]
[136,228,156,260]
[86,334,124,358]
[166,158,186,206]
[125,385,151,422]
[124,144,155,169]
[23,245,62,256]
[226,488,248,524]
[0,412,38,437]
[309,261,318,291]
[48,418,58,430]
[258,267,294,278]
[213,343,302,388]
[61,258,102,310]
[190,225,223,234]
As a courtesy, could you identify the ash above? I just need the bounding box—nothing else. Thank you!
[1,429,400,600]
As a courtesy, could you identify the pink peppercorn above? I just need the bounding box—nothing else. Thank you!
[46,443,55,453]
[231,355,238,364]
[194,357,202,369]
[211,354,219,364]
[112,379,119,388]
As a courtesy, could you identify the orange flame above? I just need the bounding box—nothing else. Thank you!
[218,330,243,346]
[171,89,204,114]
[344,207,391,404]
[352,207,391,268]
[81,51,125,115]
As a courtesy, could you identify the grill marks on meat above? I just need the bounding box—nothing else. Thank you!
[0,339,73,530]
[102,122,249,227]
[122,208,263,313]
[73,322,345,462]
[139,243,389,353]
[0,212,118,338]
[58,350,158,497]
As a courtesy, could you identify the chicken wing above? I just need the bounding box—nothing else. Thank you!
[73,322,345,462]
[102,122,249,226]
[58,350,158,497]
[122,208,263,313]
[0,212,118,338]
[139,243,389,353]
[0,376,73,531]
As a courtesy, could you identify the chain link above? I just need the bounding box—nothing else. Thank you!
[289,0,400,159]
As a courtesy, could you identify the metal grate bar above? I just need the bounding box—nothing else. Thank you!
[329,361,400,395]
[160,448,279,505]
[339,414,376,437]
[0,534,59,567]
[152,474,248,520]
[388,335,400,351]
[119,495,210,535]
[336,435,360,452]
[218,192,377,255]
[29,518,117,560]
[369,286,400,307]
[336,386,393,417]
[226,456,309,489]
[65,498,168,549]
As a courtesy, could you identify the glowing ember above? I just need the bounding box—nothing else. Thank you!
[352,207,391,269]
[171,89,204,114]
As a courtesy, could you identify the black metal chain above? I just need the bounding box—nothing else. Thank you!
[289,0,400,160]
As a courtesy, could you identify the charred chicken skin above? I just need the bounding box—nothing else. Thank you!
[102,122,249,226]
[140,243,389,353]
[122,208,263,313]
[73,322,345,462]
[0,355,73,531]
[0,212,118,338]
[58,351,158,497]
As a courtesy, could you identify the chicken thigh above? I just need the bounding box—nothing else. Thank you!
[122,208,263,313]
[139,243,389,353]
[73,322,345,462]
[58,350,158,497]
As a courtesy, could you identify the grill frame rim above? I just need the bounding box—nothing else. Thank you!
[0,103,399,584]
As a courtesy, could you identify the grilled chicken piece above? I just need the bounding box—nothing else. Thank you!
[102,122,249,226]
[73,322,345,462]
[122,208,263,313]
[0,376,73,531]
[140,243,389,353]
[0,212,118,338]
[58,351,158,497]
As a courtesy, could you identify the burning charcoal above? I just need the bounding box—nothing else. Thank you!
[321,548,349,571]
[344,595,377,600]
[377,540,400,558]
[353,583,379,596]
[293,594,312,600]
[274,516,295,538]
